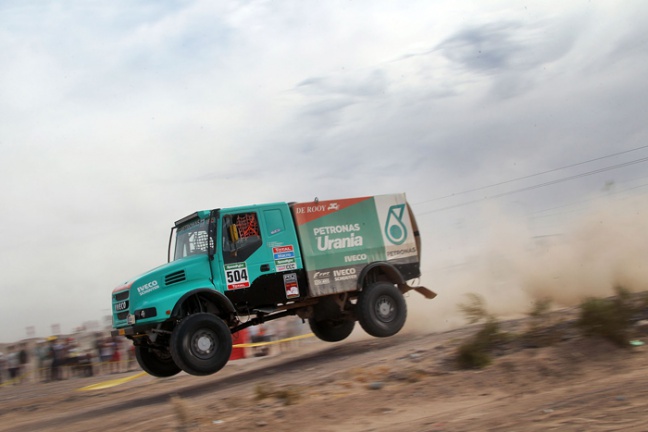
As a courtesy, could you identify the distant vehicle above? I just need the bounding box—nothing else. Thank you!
[111,193,436,377]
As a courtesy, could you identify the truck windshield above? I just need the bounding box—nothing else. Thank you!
[174,217,211,260]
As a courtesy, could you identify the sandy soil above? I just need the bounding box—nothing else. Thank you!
[1,310,648,432]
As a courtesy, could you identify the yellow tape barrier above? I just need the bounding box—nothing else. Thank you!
[78,372,147,391]
[232,332,314,348]
[0,375,26,387]
[76,332,314,391]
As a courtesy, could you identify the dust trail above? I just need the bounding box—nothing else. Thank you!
[405,192,648,333]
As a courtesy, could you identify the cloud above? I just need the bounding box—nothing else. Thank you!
[437,16,581,100]
[1,1,648,341]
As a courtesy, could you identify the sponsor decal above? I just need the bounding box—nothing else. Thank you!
[312,270,331,286]
[136,280,159,296]
[283,273,300,299]
[313,224,364,252]
[273,245,297,272]
[292,196,371,224]
[273,245,295,260]
[384,204,408,245]
[386,247,417,258]
[333,267,357,282]
[344,253,367,263]
[224,262,250,290]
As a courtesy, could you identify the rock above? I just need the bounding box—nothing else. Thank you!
[368,381,384,390]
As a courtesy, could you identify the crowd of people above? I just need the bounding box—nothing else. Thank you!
[0,334,136,385]
[0,343,30,385]
[0,317,311,386]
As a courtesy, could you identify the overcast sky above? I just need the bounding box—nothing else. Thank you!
[1,1,648,342]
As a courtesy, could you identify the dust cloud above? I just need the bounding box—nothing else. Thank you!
[405,191,648,334]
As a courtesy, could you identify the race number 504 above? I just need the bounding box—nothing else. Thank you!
[225,263,250,289]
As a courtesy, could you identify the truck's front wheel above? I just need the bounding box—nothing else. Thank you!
[357,282,407,337]
[170,313,233,376]
[135,345,181,377]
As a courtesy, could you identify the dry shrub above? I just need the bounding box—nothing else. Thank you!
[457,319,502,369]
[522,297,564,348]
[254,382,300,406]
[456,294,506,369]
[347,365,391,383]
[577,286,633,347]
[458,293,490,324]
[169,395,194,432]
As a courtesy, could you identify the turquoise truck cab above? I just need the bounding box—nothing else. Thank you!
[111,195,435,378]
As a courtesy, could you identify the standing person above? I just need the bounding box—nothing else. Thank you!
[34,341,44,382]
[18,343,29,383]
[0,351,5,386]
[50,338,66,381]
[110,337,121,374]
[100,337,114,375]
[59,339,71,380]
[94,333,103,376]
[7,347,19,385]
[42,338,55,382]
[126,344,136,371]
[49,339,59,381]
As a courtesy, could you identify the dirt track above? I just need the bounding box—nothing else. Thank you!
[1,314,648,432]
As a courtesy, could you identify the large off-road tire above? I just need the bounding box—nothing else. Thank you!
[357,282,407,337]
[135,345,181,378]
[308,296,356,342]
[308,316,355,342]
[170,313,233,376]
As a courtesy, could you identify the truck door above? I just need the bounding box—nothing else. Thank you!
[216,206,305,308]
[220,210,273,291]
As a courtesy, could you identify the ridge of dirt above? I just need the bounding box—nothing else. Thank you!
[1,306,648,431]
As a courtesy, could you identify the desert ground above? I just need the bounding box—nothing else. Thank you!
[1,306,647,432]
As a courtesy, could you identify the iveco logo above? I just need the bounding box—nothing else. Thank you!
[115,301,128,311]
[136,280,160,296]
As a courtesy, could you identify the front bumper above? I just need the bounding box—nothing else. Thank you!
[111,321,161,338]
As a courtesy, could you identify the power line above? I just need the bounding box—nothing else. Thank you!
[419,155,648,214]
[416,144,648,204]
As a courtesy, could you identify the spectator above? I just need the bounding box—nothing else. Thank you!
[50,338,67,381]
[126,344,136,372]
[18,343,29,383]
[0,351,5,385]
[100,337,114,374]
[42,338,56,382]
[35,340,50,382]
[110,337,122,374]
[7,347,20,384]
[94,333,103,375]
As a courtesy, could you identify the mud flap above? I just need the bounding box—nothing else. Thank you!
[399,284,437,299]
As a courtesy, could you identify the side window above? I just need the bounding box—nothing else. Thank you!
[222,212,262,264]
[264,209,285,236]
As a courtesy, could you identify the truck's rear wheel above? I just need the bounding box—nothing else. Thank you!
[357,282,407,337]
[309,317,355,342]
[170,313,232,376]
[135,345,181,377]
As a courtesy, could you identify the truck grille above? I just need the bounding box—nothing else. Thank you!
[165,270,186,285]
[114,291,129,301]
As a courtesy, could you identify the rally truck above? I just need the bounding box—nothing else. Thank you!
[111,193,436,377]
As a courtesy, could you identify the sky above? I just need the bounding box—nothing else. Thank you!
[1,0,648,342]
